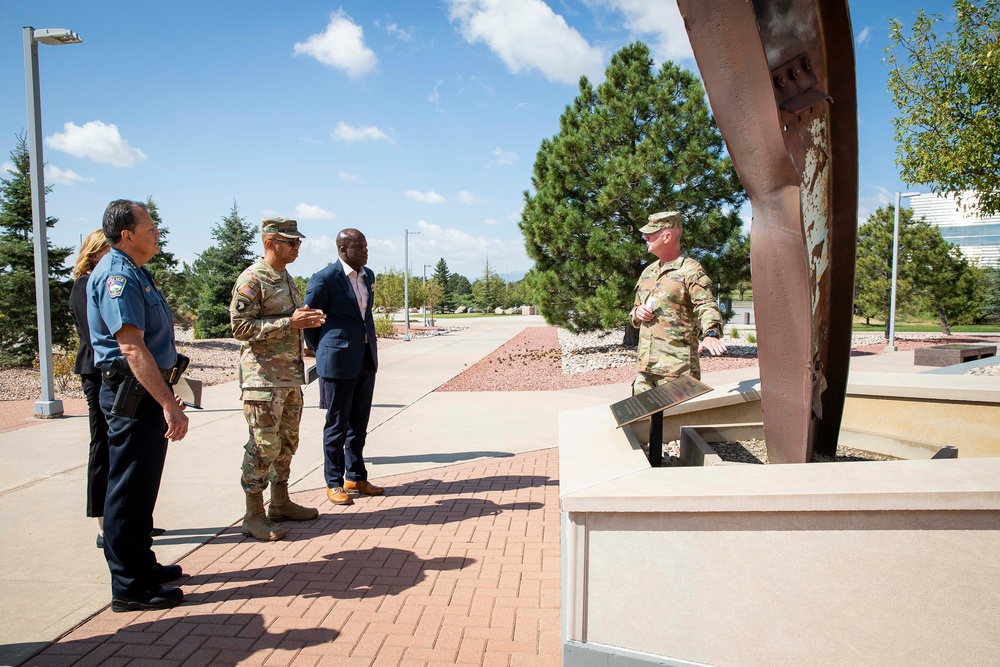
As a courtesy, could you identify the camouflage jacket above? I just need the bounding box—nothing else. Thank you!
[230,260,305,388]
[629,256,723,378]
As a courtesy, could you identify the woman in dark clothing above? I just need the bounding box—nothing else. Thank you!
[70,229,111,547]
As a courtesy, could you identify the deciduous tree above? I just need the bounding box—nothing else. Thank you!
[520,42,746,332]
[885,0,1000,215]
[855,205,980,334]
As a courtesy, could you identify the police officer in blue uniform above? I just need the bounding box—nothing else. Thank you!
[88,199,190,611]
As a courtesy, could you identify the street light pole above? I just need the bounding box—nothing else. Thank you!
[23,26,82,418]
[886,191,922,352]
[403,229,419,340]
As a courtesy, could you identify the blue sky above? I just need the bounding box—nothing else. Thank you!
[1,0,958,281]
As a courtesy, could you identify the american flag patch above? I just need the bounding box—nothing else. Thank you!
[238,284,257,300]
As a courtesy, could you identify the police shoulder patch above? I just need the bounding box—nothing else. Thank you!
[107,275,127,299]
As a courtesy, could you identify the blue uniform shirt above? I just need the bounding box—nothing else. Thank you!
[87,247,177,369]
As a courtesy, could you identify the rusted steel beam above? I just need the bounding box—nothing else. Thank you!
[676,0,858,462]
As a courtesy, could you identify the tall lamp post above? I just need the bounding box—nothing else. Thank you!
[886,190,922,352]
[24,26,83,418]
[403,229,420,341]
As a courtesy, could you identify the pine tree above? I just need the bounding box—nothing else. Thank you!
[520,42,746,332]
[0,134,73,365]
[143,196,189,326]
[471,262,505,312]
[432,258,451,310]
[191,202,257,339]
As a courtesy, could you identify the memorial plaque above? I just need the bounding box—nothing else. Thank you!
[609,375,712,428]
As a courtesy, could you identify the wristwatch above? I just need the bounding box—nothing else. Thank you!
[705,330,720,339]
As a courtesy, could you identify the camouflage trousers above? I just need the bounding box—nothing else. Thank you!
[632,369,701,395]
[241,386,303,494]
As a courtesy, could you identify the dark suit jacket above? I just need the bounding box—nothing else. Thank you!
[304,260,378,380]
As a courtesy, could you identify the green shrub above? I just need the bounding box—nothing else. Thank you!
[747,333,757,344]
[374,315,397,338]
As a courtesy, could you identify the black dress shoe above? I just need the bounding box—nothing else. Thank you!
[151,563,183,584]
[96,534,104,549]
[111,586,183,612]
[150,527,166,537]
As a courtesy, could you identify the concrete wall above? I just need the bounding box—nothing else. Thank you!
[574,509,1000,667]
[560,405,1000,667]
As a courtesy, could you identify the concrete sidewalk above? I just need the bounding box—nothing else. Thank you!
[0,315,624,666]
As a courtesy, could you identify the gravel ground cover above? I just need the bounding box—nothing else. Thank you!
[709,438,901,463]
[439,326,999,392]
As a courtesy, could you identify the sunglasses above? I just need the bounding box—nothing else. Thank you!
[271,238,302,249]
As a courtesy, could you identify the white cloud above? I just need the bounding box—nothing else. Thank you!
[447,0,605,84]
[294,203,335,220]
[483,218,501,225]
[491,147,518,166]
[429,80,444,104]
[331,121,392,143]
[591,0,693,63]
[1,161,14,176]
[386,22,415,42]
[856,26,872,49]
[294,10,378,79]
[857,185,893,224]
[45,165,93,185]
[45,121,147,167]
[459,190,486,205]
[338,171,359,181]
[405,190,447,204]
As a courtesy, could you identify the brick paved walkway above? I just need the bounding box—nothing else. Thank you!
[22,448,561,667]
[0,398,89,434]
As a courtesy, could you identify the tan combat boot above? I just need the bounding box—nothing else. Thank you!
[267,481,319,521]
[242,491,286,541]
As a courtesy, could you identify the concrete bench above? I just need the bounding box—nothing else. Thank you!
[914,343,996,367]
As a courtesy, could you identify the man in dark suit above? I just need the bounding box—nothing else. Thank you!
[304,228,383,506]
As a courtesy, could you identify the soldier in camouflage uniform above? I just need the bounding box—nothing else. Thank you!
[230,218,326,541]
[629,211,727,394]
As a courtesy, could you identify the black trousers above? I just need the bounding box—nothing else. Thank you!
[81,372,109,518]
[321,346,376,488]
[99,384,168,598]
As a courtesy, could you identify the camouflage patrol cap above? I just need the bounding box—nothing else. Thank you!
[261,217,305,238]
[638,211,683,234]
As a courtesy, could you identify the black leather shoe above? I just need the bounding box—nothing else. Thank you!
[150,527,166,537]
[96,534,104,549]
[151,563,183,584]
[111,586,183,612]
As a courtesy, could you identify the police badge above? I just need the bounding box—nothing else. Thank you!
[107,276,127,299]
